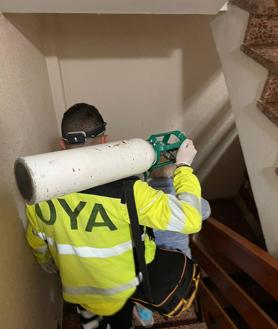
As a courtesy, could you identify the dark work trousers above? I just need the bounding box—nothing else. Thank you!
[77,299,134,329]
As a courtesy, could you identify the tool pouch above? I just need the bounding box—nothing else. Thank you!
[124,180,200,317]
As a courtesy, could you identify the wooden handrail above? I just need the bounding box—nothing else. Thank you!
[193,218,278,300]
[198,281,237,329]
[192,218,278,329]
[191,240,277,329]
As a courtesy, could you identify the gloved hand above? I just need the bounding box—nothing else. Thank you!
[176,139,197,167]
[41,260,58,274]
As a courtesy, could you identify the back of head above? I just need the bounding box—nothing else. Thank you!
[150,165,175,179]
[61,103,105,136]
[150,155,176,179]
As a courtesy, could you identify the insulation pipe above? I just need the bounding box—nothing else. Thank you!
[14,139,156,204]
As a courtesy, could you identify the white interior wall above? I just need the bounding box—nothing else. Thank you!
[211,5,278,257]
[46,14,226,141]
[0,0,227,14]
[0,13,61,329]
[44,14,246,198]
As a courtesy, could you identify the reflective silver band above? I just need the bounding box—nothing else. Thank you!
[57,240,133,258]
[166,194,186,232]
[63,276,139,296]
[34,246,48,254]
[34,232,145,258]
[177,192,202,213]
[33,229,46,240]
[166,193,201,232]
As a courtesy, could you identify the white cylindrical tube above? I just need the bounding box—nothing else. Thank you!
[14,138,156,204]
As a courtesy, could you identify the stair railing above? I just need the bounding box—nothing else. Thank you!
[191,218,278,329]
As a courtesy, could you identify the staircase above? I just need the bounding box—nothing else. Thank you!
[191,218,278,329]
[134,309,206,329]
[209,171,267,250]
[230,0,278,127]
[62,302,207,329]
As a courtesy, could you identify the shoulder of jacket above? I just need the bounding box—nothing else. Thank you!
[80,176,140,199]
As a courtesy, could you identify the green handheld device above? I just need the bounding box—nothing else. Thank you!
[147,130,187,171]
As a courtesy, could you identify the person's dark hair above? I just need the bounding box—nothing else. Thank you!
[61,103,105,137]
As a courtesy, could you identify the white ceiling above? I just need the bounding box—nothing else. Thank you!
[0,0,228,14]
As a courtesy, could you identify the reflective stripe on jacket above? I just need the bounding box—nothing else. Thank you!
[26,166,201,315]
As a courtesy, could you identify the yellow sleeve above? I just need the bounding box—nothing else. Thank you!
[133,166,202,234]
[26,205,52,264]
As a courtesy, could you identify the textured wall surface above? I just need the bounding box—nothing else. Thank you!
[0,13,62,329]
[211,5,278,257]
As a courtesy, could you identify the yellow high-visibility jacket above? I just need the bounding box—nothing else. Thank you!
[26,166,202,316]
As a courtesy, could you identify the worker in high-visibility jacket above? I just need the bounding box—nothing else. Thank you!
[26,103,202,329]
